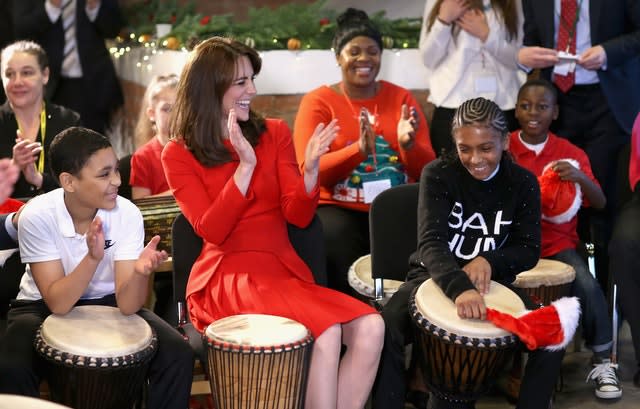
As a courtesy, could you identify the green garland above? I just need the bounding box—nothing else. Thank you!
[121,0,422,51]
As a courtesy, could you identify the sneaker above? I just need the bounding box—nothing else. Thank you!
[586,359,622,399]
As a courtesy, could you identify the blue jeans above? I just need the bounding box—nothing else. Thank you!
[548,249,612,354]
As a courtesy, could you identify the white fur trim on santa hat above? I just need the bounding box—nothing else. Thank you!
[545,296,582,351]
[541,158,583,224]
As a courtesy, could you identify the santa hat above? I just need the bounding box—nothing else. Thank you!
[538,159,582,224]
[0,198,24,214]
[486,296,581,351]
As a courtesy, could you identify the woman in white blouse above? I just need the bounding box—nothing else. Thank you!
[419,0,525,156]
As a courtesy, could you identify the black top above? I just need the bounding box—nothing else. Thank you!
[0,101,80,198]
[408,155,541,302]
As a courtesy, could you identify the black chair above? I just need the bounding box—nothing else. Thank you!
[0,250,24,339]
[369,183,420,302]
[118,154,133,201]
[171,212,328,372]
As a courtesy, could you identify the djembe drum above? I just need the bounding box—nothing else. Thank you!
[0,395,71,409]
[133,196,181,254]
[507,259,576,400]
[410,279,524,403]
[35,306,157,409]
[513,259,576,307]
[347,254,403,305]
[205,314,314,409]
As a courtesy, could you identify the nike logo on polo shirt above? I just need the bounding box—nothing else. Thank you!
[104,240,115,250]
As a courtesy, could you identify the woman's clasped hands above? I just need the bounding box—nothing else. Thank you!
[12,131,43,188]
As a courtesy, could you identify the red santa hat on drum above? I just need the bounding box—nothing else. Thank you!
[538,159,582,224]
[486,296,581,351]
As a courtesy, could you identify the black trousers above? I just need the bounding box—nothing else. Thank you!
[610,189,640,367]
[0,295,194,409]
[372,277,565,409]
[316,205,369,294]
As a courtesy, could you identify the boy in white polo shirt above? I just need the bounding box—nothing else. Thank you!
[0,127,194,408]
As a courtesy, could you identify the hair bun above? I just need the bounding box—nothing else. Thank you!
[336,8,370,28]
[332,8,382,56]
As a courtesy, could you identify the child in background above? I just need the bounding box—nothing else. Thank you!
[130,74,179,323]
[130,74,178,200]
[0,127,193,407]
[510,79,620,399]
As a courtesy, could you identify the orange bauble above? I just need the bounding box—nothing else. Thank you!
[163,36,180,50]
[138,34,152,43]
[287,38,301,50]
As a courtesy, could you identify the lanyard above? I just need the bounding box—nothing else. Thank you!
[38,105,46,174]
[17,103,47,174]
[559,0,584,52]
[339,82,380,169]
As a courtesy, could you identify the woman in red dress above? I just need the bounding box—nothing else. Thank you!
[161,37,384,409]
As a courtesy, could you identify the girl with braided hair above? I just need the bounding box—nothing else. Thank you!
[374,97,564,409]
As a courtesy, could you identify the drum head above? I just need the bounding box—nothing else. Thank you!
[205,314,309,347]
[0,394,72,408]
[347,255,403,298]
[40,306,152,358]
[415,279,525,339]
[513,259,576,288]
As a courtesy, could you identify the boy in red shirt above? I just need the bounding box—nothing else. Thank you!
[510,79,620,400]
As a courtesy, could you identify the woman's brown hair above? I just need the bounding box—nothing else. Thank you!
[170,37,265,166]
[426,0,518,42]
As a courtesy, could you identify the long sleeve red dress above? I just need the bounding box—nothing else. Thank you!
[161,118,377,337]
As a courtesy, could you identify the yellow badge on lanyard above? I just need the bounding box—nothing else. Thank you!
[16,102,47,176]
[38,104,46,174]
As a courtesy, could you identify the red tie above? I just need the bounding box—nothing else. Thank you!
[554,0,577,93]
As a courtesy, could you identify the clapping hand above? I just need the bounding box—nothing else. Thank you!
[227,108,256,167]
[397,104,418,150]
[304,119,339,175]
[134,235,169,276]
[86,217,106,262]
[358,107,376,157]
[0,158,19,203]
[12,133,43,187]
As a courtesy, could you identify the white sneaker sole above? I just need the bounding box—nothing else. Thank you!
[595,388,622,399]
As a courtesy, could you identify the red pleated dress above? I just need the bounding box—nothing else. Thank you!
[161,119,377,338]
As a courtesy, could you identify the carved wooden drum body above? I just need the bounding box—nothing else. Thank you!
[205,314,314,409]
[410,279,524,403]
[35,306,157,409]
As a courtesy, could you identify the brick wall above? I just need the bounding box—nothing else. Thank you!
[117,78,432,152]
[120,0,317,22]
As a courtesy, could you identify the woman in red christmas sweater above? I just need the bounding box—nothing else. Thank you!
[293,8,435,293]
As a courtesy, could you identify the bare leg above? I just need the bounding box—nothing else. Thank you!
[305,324,342,409]
[338,314,385,409]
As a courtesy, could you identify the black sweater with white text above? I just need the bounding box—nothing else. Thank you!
[408,156,541,302]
